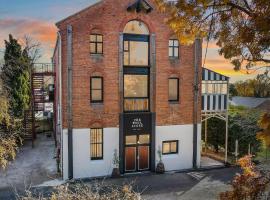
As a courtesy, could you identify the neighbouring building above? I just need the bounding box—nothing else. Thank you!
[53,0,202,180]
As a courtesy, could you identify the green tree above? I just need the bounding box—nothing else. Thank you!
[154,0,270,71]
[1,34,31,118]
[229,83,238,99]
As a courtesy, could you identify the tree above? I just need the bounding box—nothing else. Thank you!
[257,113,270,148]
[154,0,270,71]
[229,83,238,99]
[1,34,31,118]
[228,106,261,156]
[232,71,270,97]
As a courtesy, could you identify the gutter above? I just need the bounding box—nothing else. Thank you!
[193,38,201,168]
[57,31,64,176]
[67,25,73,180]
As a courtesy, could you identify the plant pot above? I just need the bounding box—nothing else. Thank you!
[156,161,165,174]
[111,168,121,178]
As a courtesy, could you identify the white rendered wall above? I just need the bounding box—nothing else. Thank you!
[156,124,201,171]
[62,128,119,180]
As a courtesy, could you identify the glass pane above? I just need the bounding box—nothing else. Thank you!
[139,135,150,144]
[222,83,227,94]
[124,75,148,97]
[90,34,96,42]
[129,41,148,66]
[90,43,96,53]
[169,47,173,57]
[97,43,103,54]
[97,144,102,157]
[174,40,179,46]
[202,83,206,94]
[171,141,177,153]
[123,20,149,35]
[124,52,129,65]
[91,78,102,89]
[169,79,178,101]
[92,90,102,101]
[174,48,179,57]
[169,40,174,46]
[97,35,103,42]
[124,41,129,51]
[162,143,170,154]
[124,99,149,111]
[126,135,137,145]
[97,131,102,143]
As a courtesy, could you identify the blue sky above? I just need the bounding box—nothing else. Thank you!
[0,0,258,82]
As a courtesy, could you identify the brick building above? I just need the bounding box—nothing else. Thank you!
[53,0,202,180]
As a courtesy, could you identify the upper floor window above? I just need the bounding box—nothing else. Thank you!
[90,77,103,103]
[169,78,179,102]
[90,34,103,54]
[169,39,179,58]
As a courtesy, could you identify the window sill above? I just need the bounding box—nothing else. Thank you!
[90,54,104,61]
[169,101,179,105]
[91,102,104,107]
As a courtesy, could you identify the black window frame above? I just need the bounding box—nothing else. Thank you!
[90,34,103,55]
[162,140,179,155]
[169,39,179,58]
[168,78,179,102]
[90,128,104,160]
[90,76,103,103]
[123,67,150,113]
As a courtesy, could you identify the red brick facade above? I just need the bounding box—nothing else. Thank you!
[55,0,202,129]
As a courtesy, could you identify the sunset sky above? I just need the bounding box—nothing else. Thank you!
[0,0,259,82]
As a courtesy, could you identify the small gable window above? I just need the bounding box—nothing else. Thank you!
[90,34,103,55]
[169,39,179,58]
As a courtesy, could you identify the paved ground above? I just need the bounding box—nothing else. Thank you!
[201,156,224,168]
[86,167,239,200]
[0,133,58,191]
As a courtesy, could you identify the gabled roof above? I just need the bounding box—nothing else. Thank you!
[127,0,153,13]
[230,96,270,108]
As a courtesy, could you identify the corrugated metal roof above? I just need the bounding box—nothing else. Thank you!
[229,96,270,108]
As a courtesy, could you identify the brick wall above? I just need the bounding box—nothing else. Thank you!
[55,0,202,129]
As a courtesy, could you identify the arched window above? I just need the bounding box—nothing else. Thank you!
[123,20,149,35]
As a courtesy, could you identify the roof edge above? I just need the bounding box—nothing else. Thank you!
[55,0,103,27]
[202,67,230,79]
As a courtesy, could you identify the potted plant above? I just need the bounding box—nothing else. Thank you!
[111,149,120,178]
[156,147,165,174]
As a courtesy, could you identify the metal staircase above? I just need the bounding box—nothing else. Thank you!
[23,63,55,146]
[32,74,45,112]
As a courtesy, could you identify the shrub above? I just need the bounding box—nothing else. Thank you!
[19,183,142,200]
[220,155,270,200]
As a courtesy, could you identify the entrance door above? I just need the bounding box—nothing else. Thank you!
[125,134,150,172]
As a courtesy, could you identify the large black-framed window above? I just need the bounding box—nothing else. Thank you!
[90,34,103,55]
[90,128,103,160]
[162,140,179,155]
[169,39,179,58]
[90,77,103,103]
[124,67,149,112]
[169,78,179,102]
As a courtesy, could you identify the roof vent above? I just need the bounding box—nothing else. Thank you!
[127,0,153,13]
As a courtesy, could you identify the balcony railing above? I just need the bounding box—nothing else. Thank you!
[32,63,54,74]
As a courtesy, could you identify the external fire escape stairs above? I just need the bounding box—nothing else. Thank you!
[23,63,55,147]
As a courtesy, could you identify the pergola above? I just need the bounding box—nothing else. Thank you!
[201,68,229,163]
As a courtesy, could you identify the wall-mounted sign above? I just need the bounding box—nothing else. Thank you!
[123,113,151,135]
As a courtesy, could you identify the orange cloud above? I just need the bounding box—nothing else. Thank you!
[0,18,57,62]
